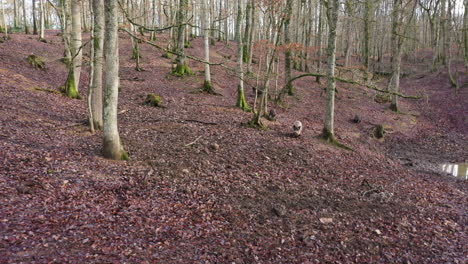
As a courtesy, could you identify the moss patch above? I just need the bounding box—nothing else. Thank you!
[27,55,46,70]
[321,128,352,150]
[162,52,173,59]
[121,151,130,161]
[62,70,82,99]
[236,86,251,112]
[145,93,162,107]
[172,63,193,77]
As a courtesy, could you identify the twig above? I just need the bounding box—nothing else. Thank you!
[185,135,202,147]
[183,119,217,125]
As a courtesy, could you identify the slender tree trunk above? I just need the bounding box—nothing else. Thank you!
[322,0,339,142]
[440,0,447,66]
[22,0,29,34]
[201,0,214,93]
[103,0,126,160]
[283,0,294,95]
[173,0,192,76]
[62,0,72,60]
[13,0,19,28]
[1,0,7,38]
[363,0,371,80]
[236,0,250,112]
[464,0,468,66]
[89,0,104,129]
[63,0,83,99]
[247,0,256,74]
[316,3,323,83]
[39,0,45,40]
[243,0,252,63]
[389,0,402,112]
[33,0,38,34]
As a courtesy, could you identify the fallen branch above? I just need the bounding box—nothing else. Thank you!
[33,87,61,94]
[183,119,217,126]
[285,73,421,99]
[185,135,202,147]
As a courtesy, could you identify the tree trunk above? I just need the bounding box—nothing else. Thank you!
[243,0,252,63]
[63,0,83,99]
[103,0,126,160]
[22,0,29,34]
[201,0,214,93]
[389,0,402,112]
[1,0,7,38]
[363,0,371,77]
[316,3,324,83]
[33,0,38,35]
[322,0,339,142]
[173,0,192,76]
[39,0,45,40]
[236,0,250,112]
[464,0,467,66]
[247,1,256,73]
[89,0,104,129]
[13,0,19,28]
[283,0,294,95]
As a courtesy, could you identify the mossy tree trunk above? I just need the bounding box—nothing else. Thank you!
[236,0,250,112]
[103,0,126,160]
[64,0,82,99]
[173,0,192,76]
[322,0,339,143]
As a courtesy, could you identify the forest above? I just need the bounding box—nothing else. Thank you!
[0,0,467,262]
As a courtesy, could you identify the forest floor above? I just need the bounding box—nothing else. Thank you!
[0,31,467,263]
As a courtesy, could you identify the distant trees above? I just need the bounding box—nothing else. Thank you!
[2,0,465,155]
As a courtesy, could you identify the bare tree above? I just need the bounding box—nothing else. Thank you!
[173,0,192,76]
[89,0,104,129]
[322,0,340,142]
[103,0,127,160]
[63,0,83,99]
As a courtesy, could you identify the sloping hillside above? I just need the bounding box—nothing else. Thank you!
[0,31,466,263]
